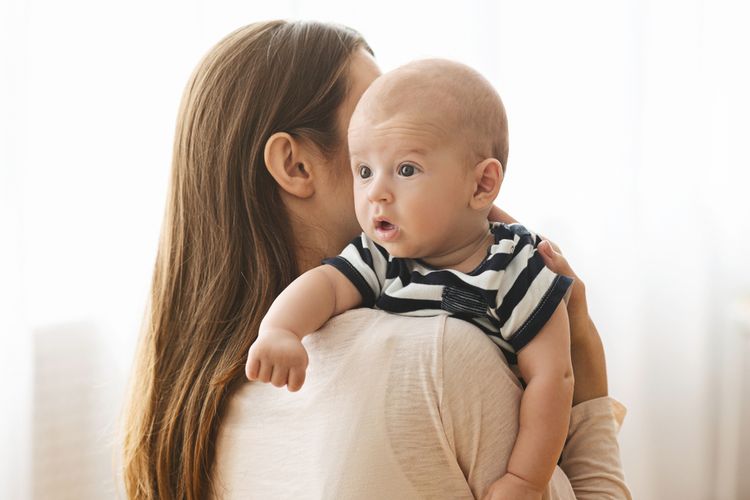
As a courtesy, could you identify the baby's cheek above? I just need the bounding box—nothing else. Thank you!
[353,201,368,227]
[353,187,366,208]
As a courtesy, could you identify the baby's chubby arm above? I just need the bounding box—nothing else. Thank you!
[245,264,362,391]
[484,303,574,499]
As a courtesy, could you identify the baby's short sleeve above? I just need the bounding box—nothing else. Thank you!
[322,233,391,307]
[491,223,573,352]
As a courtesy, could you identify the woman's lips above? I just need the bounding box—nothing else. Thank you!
[374,220,399,241]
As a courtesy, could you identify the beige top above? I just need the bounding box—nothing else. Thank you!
[212,309,630,499]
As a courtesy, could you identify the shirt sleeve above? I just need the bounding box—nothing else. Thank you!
[491,223,574,352]
[560,397,633,499]
[322,233,390,308]
[439,316,577,499]
[440,317,631,499]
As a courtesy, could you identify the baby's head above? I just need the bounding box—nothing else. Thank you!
[348,59,508,260]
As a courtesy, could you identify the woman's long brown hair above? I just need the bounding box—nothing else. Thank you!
[121,21,371,499]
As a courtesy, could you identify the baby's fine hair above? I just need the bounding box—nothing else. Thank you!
[360,59,509,172]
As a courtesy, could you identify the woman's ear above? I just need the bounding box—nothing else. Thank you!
[469,158,504,210]
[264,132,316,199]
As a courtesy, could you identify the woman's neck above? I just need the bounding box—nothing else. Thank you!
[289,215,356,275]
[294,245,326,275]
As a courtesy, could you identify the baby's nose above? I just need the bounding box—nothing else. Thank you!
[367,178,393,203]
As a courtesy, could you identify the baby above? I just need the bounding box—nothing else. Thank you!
[246,59,574,498]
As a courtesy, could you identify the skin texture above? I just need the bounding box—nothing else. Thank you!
[348,107,498,271]
[248,60,575,499]
[247,49,381,390]
[262,49,383,274]
[351,59,510,170]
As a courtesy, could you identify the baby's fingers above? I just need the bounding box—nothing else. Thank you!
[287,366,306,392]
[270,365,289,388]
[245,355,261,381]
[256,359,273,383]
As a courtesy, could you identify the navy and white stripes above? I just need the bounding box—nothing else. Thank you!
[323,222,573,362]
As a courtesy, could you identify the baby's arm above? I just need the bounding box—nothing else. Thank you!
[485,303,574,499]
[245,264,362,391]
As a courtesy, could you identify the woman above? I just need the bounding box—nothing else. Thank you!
[122,20,629,499]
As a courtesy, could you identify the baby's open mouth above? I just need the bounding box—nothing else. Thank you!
[377,220,395,230]
[374,219,399,242]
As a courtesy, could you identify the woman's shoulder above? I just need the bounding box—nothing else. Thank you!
[216,309,488,499]
[309,311,518,376]
[440,316,522,385]
[303,310,522,387]
[305,308,447,361]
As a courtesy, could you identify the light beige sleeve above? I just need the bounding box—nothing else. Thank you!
[560,397,632,499]
[440,317,630,500]
[438,317,575,499]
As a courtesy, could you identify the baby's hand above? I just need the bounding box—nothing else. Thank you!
[245,328,309,392]
[481,473,544,500]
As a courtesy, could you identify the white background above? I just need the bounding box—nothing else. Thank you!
[2,0,750,498]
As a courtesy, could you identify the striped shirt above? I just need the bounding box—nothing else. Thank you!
[323,222,573,362]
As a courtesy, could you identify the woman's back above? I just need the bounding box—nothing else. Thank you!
[212,309,586,499]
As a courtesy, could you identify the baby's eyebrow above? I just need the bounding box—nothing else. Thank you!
[349,156,368,169]
[348,145,429,165]
[395,147,428,157]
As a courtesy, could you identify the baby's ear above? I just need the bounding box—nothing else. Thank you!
[469,158,503,210]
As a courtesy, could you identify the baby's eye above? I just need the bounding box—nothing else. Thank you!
[358,165,372,179]
[398,163,417,177]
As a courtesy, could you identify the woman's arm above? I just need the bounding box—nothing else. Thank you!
[536,240,608,404]
[488,205,607,404]
[440,318,581,499]
[441,304,630,500]
[535,240,630,498]
[487,206,630,498]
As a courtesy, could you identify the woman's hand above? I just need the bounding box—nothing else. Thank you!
[488,205,517,226]
[537,239,608,405]
[488,206,608,405]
